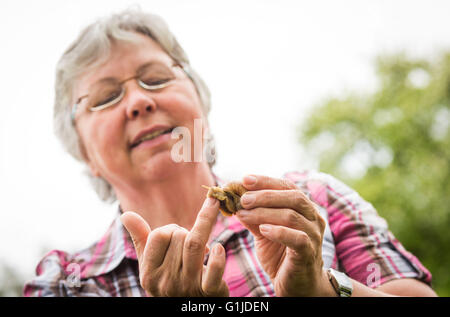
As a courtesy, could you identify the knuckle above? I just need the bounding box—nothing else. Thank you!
[294,188,307,199]
[293,190,307,206]
[317,214,326,232]
[151,226,171,240]
[294,231,309,249]
[310,230,321,245]
[184,235,203,252]
[198,210,213,222]
[167,223,181,230]
[284,209,301,225]
[308,201,320,220]
[294,192,319,221]
[172,227,188,241]
[292,192,306,209]
[139,273,148,291]
[282,179,297,189]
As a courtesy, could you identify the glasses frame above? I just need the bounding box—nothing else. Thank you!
[71,63,194,125]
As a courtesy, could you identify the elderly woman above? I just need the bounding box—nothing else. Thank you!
[24,8,436,297]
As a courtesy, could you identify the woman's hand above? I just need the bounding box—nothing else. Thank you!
[236,175,329,297]
[120,198,229,297]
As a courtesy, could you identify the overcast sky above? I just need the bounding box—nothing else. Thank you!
[1,0,450,282]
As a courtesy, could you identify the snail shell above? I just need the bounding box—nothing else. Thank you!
[202,182,248,216]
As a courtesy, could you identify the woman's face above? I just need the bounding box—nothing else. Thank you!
[72,33,206,189]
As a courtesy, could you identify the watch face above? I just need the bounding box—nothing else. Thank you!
[329,269,353,297]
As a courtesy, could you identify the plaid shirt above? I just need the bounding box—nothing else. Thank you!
[23,170,432,297]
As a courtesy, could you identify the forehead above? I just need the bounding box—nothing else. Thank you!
[74,33,173,95]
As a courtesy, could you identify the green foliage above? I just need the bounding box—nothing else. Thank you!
[0,262,25,296]
[299,52,450,296]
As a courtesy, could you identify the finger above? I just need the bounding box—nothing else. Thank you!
[258,224,312,258]
[140,225,190,295]
[236,219,264,240]
[240,189,317,221]
[242,174,297,191]
[202,243,227,296]
[236,207,309,231]
[183,198,219,277]
[161,226,189,271]
[120,211,151,262]
[143,224,180,272]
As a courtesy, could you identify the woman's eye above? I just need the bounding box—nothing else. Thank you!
[94,90,122,107]
[141,78,171,87]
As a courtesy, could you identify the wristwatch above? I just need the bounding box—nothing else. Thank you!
[327,268,353,297]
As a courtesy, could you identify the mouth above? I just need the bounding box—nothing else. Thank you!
[130,127,175,149]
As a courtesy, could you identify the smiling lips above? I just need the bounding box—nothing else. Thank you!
[130,126,174,149]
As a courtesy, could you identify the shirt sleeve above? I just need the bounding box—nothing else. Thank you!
[23,251,70,297]
[323,172,432,287]
[23,249,94,297]
[294,171,432,288]
[24,249,135,297]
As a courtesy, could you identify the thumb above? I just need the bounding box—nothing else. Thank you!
[120,211,151,262]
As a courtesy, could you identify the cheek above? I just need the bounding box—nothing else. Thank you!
[160,87,204,121]
[79,115,125,165]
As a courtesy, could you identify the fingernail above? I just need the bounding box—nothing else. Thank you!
[259,224,272,234]
[213,243,223,255]
[241,193,255,206]
[237,210,251,217]
[243,175,257,186]
[120,211,134,227]
[204,197,217,208]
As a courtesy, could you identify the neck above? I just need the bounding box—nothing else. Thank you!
[116,162,216,231]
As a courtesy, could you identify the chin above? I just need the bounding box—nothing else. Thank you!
[140,150,187,180]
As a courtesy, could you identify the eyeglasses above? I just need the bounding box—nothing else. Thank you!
[71,62,193,124]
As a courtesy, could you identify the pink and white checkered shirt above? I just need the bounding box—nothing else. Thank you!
[24,170,432,297]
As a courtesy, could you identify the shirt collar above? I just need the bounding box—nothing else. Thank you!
[77,213,136,279]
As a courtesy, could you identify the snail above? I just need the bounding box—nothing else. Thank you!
[202,182,248,216]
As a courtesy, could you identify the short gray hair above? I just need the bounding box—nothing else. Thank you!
[54,7,215,203]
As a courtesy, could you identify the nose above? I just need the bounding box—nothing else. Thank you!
[124,82,157,120]
[127,103,155,119]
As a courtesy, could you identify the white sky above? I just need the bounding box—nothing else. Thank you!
[1,0,450,282]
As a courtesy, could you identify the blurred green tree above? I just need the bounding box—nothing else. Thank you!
[298,52,450,296]
[0,262,25,296]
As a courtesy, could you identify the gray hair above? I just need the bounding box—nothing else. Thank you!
[54,7,216,203]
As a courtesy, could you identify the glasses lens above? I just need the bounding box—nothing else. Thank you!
[139,63,176,90]
[85,63,178,112]
[89,83,124,111]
